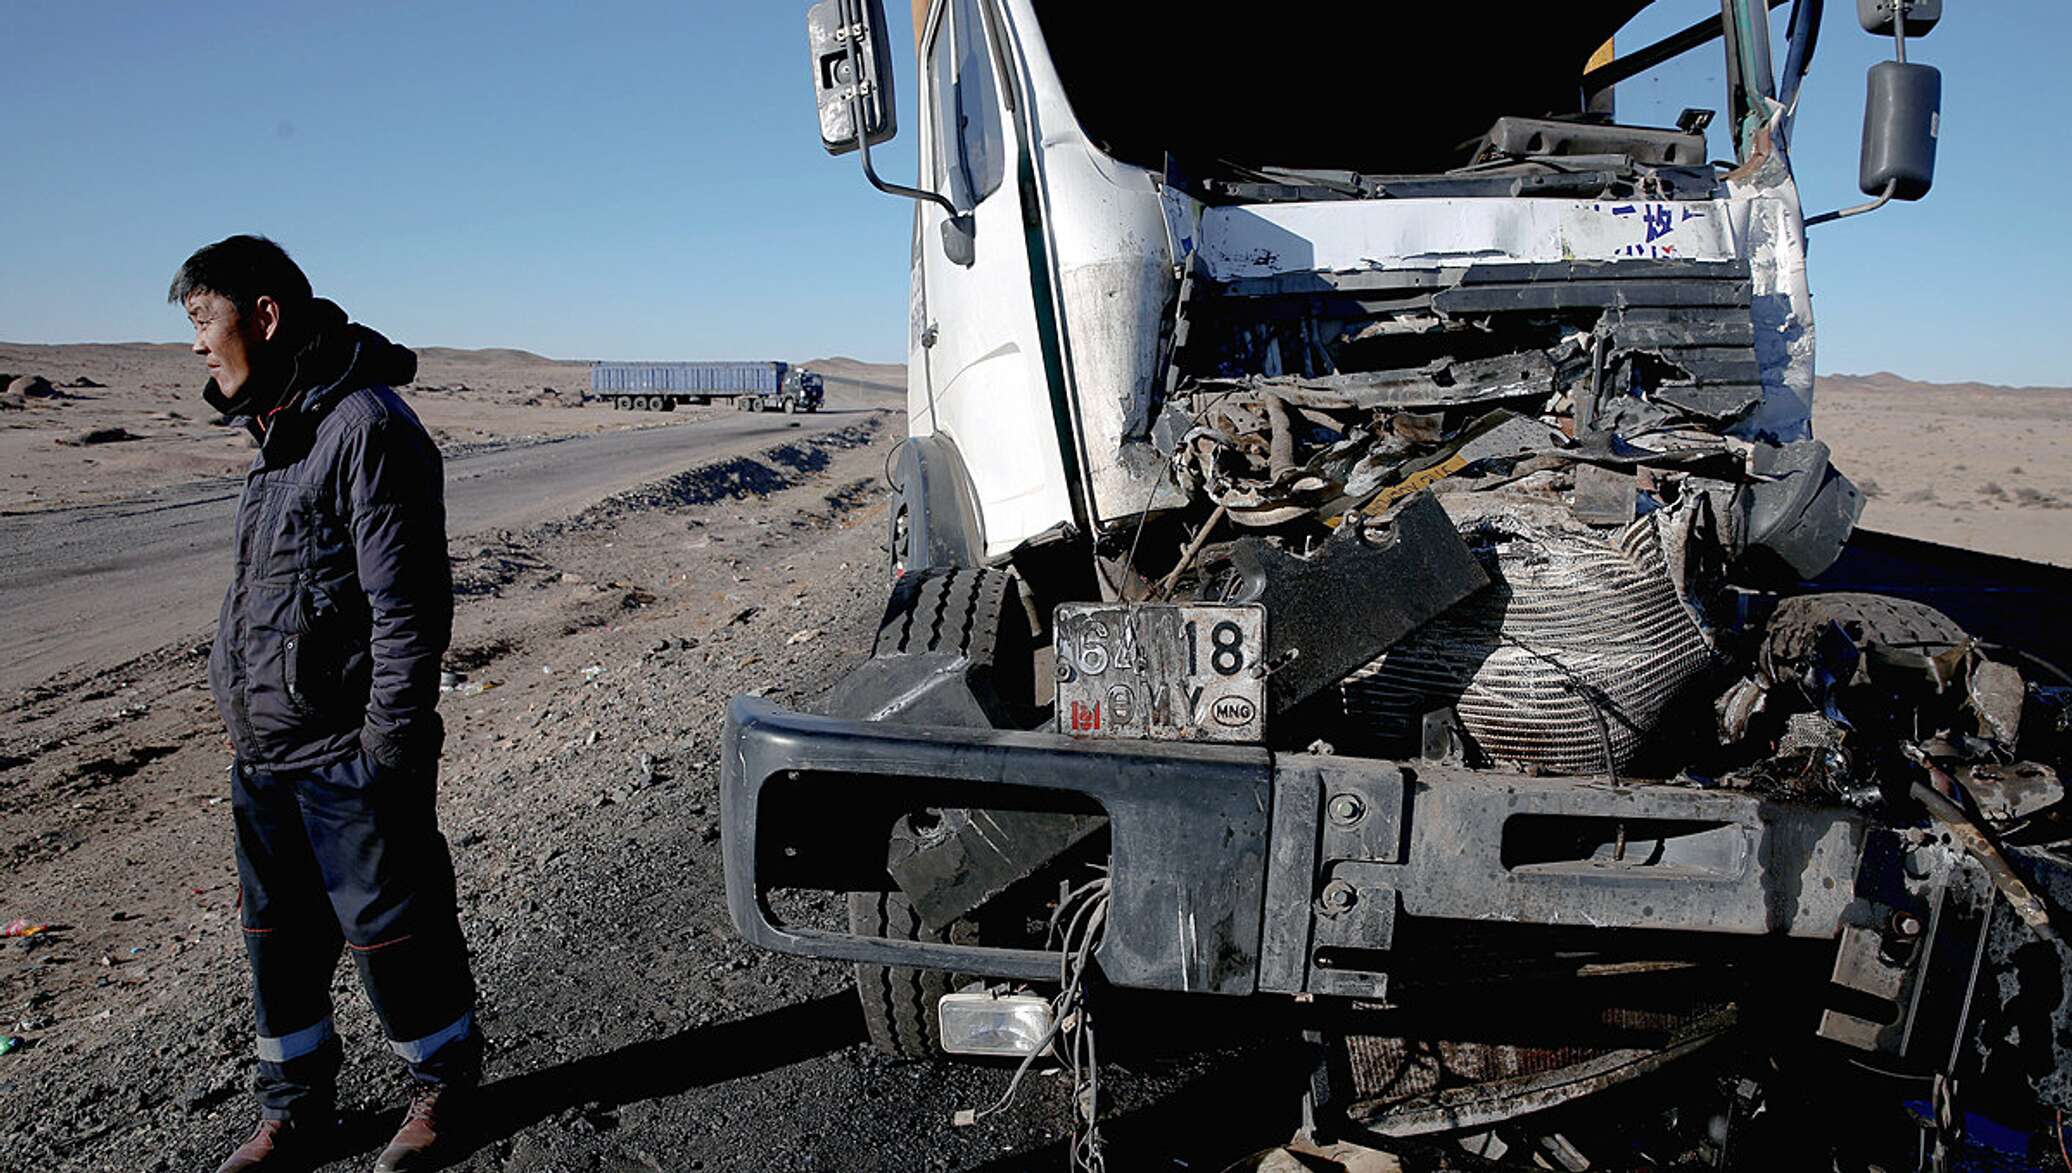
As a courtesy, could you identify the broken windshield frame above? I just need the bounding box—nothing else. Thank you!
[1033,0,1801,203]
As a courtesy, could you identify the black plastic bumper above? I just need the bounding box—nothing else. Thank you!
[720,697,1867,999]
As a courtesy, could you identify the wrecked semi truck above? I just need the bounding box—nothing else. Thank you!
[588,359,824,412]
[723,0,2072,1166]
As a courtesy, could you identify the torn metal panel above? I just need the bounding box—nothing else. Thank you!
[1221,492,1489,715]
[1958,761,2062,828]
[1571,462,1636,526]
[1725,171,1816,443]
[1196,198,1742,281]
[1069,172,1818,537]
[1736,438,1865,581]
[1966,659,2026,748]
[1198,350,1560,412]
[1059,256,1191,526]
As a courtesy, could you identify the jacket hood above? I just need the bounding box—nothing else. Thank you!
[203,298,417,422]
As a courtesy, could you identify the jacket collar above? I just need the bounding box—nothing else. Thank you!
[201,299,417,460]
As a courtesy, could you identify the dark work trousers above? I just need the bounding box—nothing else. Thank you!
[232,751,479,1119]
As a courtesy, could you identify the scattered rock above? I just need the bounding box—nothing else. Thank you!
[68,376,106,389]
[56,427,142,447]
[8,375,59,399]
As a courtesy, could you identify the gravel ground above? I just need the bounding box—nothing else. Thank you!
[0,411,1298,1173]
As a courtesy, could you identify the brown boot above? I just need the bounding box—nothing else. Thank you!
[373,1083,462,1172]
[215,1118,317,1172]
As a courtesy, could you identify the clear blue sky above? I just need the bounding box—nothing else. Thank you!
[1,2,2065,385]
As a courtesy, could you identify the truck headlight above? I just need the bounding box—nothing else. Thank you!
[937,990,1055,1057]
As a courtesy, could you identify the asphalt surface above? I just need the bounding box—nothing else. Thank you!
[0,409,859,695]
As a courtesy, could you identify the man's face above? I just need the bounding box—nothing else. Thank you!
[184,291,275,399]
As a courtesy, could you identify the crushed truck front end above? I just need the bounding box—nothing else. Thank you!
[747,0,2072,1160]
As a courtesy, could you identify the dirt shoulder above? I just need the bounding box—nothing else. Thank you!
[0,411,1278,1172]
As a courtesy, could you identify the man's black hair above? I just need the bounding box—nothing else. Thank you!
[168,235,313,316]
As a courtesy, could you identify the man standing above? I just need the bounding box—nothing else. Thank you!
[174,235,479,1173]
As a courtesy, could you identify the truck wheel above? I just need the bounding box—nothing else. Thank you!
[782,397,797,414]
[748,397,763,413]
[848,888,960,1057]
[611,397,625,411]
[868,567,1028,669]
[1763,592,1966,669]
[840,568,1034,1058]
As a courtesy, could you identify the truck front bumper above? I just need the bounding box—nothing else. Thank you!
[720,697,1871,1000]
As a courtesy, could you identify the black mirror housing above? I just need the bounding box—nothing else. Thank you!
[940,215,975,267]
[808,0,897,155]
[1860,61,1940,200]
[1858,0,1941,37]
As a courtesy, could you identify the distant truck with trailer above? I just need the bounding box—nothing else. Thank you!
[588,360,824,413]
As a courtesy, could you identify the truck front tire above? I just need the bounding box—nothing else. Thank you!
[848,889,958,1058]
[837,567,1034,1058]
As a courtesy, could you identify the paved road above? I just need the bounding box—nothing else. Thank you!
[0,410,866,695]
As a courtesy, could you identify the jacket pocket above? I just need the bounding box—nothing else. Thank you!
[283,580,344,714]
[282,632,312,714]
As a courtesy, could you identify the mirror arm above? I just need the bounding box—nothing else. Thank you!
[839,0,958,217]
[1804,179,1896,227]
[1808,4,1922,227]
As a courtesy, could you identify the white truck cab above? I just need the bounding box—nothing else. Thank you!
[725,3,2072,1166]
[878,1,1859,566]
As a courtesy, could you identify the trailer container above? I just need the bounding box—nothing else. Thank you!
[589,360,823,413]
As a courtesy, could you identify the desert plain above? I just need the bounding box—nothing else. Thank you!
[0,340,2067,1171]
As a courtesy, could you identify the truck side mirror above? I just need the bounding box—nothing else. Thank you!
[1805,1,1942,227]
[808,0,896,155]
[940,215,975,267]
[1860,61,1940,200]
[1858,0,1940,36]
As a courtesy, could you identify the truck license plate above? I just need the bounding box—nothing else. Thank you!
[1053,604,1266,743]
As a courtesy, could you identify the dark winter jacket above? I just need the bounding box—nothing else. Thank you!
[207,299,451,772]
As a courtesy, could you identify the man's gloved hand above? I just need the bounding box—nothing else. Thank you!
[360,713,445,773]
